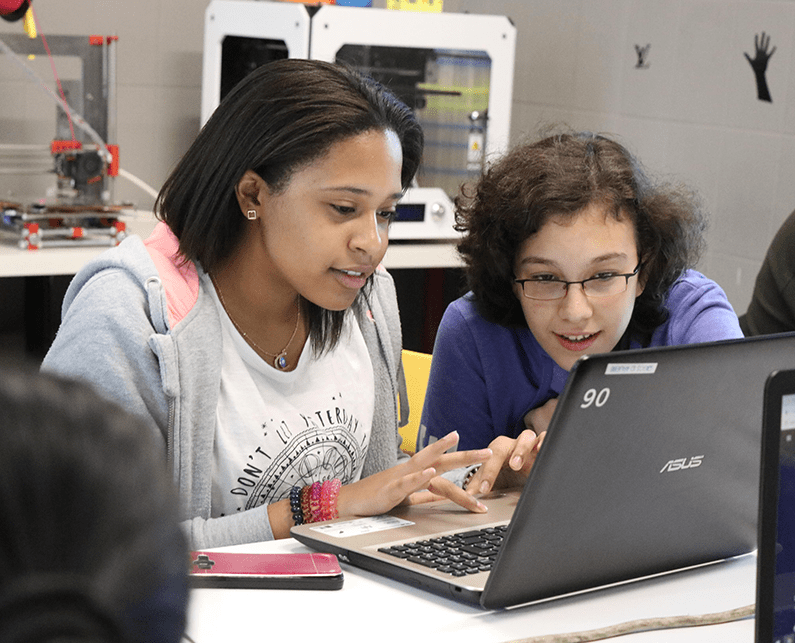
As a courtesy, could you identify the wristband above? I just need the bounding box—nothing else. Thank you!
[318,478,341,522]
[300,485,311,522]
[308,481,323,523]
[289,486,304,526]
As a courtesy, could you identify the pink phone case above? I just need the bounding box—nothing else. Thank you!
[189,551,344,590]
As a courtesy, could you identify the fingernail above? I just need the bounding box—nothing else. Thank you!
[476,501,488,512]
[480,481,490,494]
[511,456,522,469]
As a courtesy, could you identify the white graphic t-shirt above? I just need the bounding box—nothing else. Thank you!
[202,275,374,518]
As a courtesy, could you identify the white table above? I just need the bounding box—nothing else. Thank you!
[185,538,757,643]
[0,210,159,278]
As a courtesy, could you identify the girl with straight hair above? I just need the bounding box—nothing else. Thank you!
[43,59,492,548]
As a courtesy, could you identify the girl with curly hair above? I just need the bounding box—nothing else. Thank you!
[419,131,742,494]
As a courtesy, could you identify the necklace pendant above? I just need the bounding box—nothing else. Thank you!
[275,352,289,370]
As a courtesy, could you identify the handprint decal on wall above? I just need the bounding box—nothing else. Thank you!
[744,32,775,102]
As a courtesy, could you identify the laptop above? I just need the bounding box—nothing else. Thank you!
[756,368,795,642]
[293,332,795,609]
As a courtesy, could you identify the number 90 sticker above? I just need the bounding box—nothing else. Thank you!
[581,388,610,408]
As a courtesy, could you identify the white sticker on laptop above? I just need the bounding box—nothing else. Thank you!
[309,515,414,538]
[605,362,657,375]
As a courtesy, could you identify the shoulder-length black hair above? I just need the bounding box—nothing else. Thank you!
[156,58,423,354]
[456,130,706,342]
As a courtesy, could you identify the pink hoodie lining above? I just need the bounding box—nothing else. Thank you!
[144,222,200,328]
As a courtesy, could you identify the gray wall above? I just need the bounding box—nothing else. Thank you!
[3,0,794,316]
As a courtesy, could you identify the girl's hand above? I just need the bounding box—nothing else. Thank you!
[523,397,558,435]
[467,398,558,493]
[464,398,556,495]
[465,430,546,495]
[337,431,492,517]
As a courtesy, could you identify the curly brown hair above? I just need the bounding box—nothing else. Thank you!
[456,130,706,342]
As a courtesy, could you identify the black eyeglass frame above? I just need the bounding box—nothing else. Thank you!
[513,262,642,301]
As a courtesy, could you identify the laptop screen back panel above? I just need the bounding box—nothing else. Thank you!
[482,335,795,608]
[294,333,795,609]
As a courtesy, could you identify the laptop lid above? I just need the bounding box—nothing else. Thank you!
[293,332,795,609]
[755,369,795,642]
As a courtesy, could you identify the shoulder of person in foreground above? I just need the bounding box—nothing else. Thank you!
[651,269,743,346]
[765,208,795,275]
[741,209,795,336]
[0,366,188,643]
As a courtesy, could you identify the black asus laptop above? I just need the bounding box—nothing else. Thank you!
[293,332,795,609]
[756,368,795,642]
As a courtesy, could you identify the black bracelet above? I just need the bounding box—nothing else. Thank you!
[290,486,304,525]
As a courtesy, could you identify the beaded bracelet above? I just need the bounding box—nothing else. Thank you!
[289,486,304,526]
[308,481,323,523]
[318,478,341,522]
[295,479,342,524]
[300,485,313,523]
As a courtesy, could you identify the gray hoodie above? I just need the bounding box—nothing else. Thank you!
[42,222,409,548]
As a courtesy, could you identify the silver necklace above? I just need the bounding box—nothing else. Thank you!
[210,275,301,371]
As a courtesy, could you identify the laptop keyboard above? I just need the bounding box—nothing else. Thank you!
[377,525,507,577]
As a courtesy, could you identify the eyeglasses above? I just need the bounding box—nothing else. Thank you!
[514,263,641,301]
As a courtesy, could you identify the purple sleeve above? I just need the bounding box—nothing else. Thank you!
[418,303,500,451]
[649,271,744,347]
[418,298,558,451]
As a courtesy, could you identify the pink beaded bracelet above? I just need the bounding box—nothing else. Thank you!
[308,481,323,523]
[299,479,342,523]
[318,478,341,522]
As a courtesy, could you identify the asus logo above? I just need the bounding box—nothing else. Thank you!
[660,456,704,473]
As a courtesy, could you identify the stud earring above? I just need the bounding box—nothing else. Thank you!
[246,209,257,220]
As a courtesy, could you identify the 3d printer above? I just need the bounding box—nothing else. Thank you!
[201,0,516,241]
[0,33,127,249]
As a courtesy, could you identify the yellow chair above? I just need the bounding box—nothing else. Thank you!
[398,349,433,455]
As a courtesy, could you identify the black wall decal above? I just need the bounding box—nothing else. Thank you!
[744,32,775,103]
[634,44,651,69]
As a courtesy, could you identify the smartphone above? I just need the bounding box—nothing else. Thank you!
[189,551,344,590]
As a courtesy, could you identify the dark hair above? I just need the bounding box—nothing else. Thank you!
[456,130,706,341]
[0,367,188,643]
[156,58,424,354]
